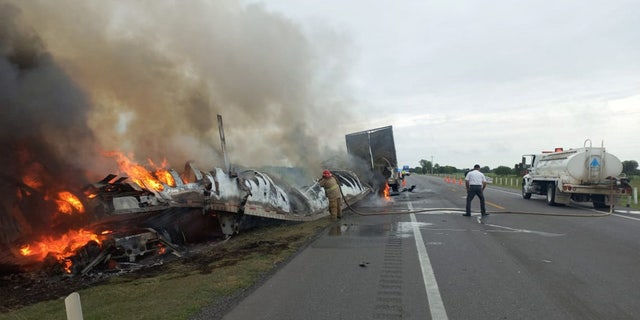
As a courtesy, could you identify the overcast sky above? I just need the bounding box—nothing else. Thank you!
[251,0,640,169]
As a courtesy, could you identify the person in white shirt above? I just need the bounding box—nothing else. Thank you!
[464,164,488,216]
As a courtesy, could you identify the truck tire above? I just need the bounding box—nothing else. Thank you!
[522,181,532,199]
[546,183,556,206]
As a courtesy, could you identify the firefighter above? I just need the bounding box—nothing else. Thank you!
[319,169,342,221]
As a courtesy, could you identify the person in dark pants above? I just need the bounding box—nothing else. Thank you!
[464,164,488,216]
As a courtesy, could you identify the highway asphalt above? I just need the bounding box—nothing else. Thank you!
[220,174,640,320]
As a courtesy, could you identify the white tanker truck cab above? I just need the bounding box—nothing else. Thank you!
[521,140,632,208]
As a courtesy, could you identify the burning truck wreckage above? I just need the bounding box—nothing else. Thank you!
[0,2,413,312]
[0,125,408,279]
[1,157,370,277]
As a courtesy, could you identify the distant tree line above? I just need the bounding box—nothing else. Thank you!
[411,159,640,176]
[622,160,639,176]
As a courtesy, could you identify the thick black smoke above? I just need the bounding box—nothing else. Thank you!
[0,3,102,244]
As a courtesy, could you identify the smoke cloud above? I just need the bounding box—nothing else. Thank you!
[6,0,355,169]
[0,0,355,243]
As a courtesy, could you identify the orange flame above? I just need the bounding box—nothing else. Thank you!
[105,151,166,191]
[149,158,177,187]
[63,259,73,273]
[19,229,100,260]
[22,174,43,190]
[383,183,391,199]
[19,229,100,273]
[56,191,85,214]
[155,169,176,187]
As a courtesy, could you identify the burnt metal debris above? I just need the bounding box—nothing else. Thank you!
[62,163,370,274]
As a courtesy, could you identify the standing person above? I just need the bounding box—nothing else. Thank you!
[464,164,488,216]
[319,169,342,221]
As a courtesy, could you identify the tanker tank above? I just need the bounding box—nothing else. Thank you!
[534,147,623,185]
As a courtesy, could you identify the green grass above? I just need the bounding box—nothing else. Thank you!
[0,219,332,320]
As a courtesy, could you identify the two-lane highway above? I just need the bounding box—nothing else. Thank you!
[219,174,640,319]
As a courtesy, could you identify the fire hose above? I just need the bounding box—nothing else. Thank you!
[337,182,615,218]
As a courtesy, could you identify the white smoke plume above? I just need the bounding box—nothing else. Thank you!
[5,0,355,175]
[0,0,356,244]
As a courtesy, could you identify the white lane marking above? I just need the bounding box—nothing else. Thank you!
[409,201,448,320]
[613,214,640,222]
[618,210,640,214]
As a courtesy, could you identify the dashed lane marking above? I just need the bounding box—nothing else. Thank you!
[408,201,448,320]
[613,214,640,222]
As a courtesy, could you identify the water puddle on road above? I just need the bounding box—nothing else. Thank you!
[328,223,389,237]
[328,222,432,238]
[394,221,433,238]
[480,221,565,237]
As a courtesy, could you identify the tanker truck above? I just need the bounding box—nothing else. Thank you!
[521,140,632,208]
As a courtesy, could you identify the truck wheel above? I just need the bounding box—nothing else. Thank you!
[546,183,556,206]
[522,182,532,199]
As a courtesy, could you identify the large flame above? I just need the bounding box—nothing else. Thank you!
[12,151,174,273]
[20,169,85,216]
[155,169,176,187]
[148,158,177,187]
[19,229,100,273]
[104,151,172,191]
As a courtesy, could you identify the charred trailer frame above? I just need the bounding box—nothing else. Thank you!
[345,125,401,195]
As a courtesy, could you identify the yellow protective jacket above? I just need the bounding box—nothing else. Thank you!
[319,176,341,200]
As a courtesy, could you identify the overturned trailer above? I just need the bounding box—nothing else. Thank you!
[205,168,369,235]
[87,163,369,234]
[67,163,369,274]
[345,125,401,194]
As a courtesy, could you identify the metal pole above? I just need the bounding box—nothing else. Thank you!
[217,114,230,174]
[431,156,433,174]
